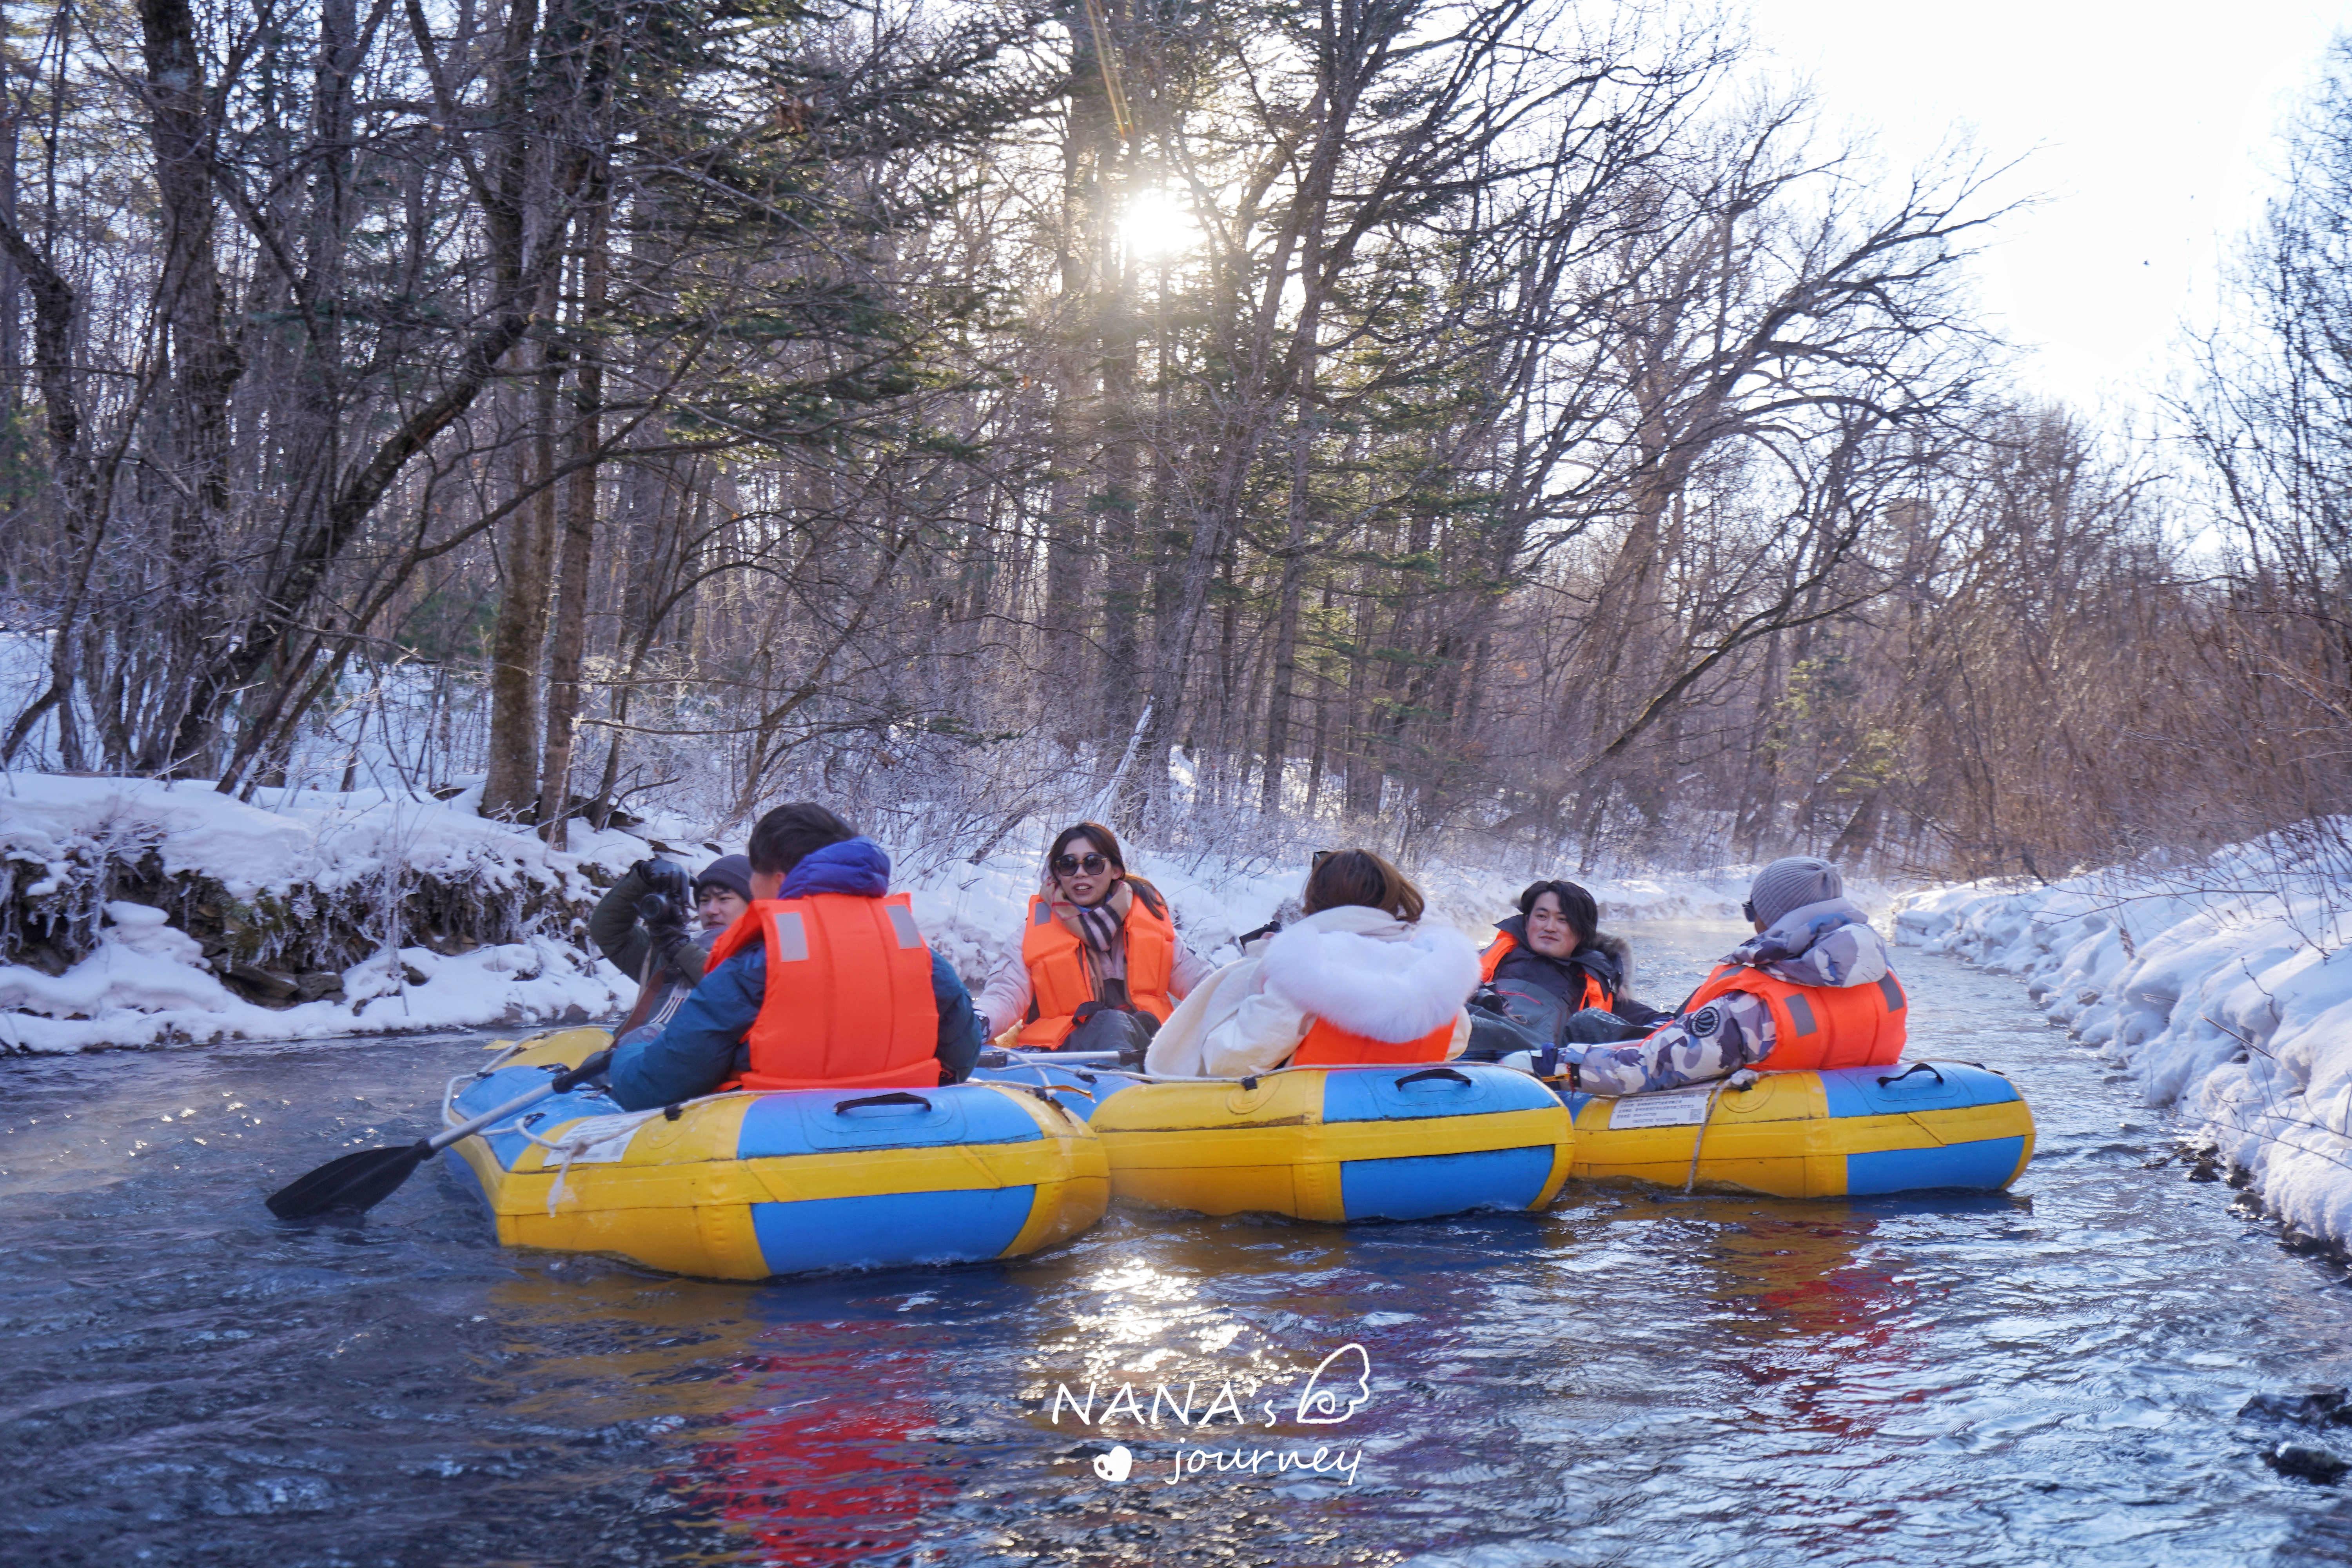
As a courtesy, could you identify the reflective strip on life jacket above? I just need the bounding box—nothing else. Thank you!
[1290,1015,1456,1067]
[1017,891,1176,1049]
[705,892,940,1091]
[1681,962,1906,1071]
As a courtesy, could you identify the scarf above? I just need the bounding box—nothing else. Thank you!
[1046,876,1137,990]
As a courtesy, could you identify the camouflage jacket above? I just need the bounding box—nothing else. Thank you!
[1561,899,1893,1096]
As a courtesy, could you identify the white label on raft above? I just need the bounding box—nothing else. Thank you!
[548,1113,654,1165]
[1606,1087,1715,1129]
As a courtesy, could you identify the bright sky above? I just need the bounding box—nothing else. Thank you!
[1746,0,2352,411]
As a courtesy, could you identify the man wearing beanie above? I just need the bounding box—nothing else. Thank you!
[589,851,756,995]
[1552,855,1906,1096]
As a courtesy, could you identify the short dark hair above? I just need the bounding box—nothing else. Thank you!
[1517,878,1597,947]
[748,802,856,876]
[1302,848,1425,922]
[1046,821,1126,875]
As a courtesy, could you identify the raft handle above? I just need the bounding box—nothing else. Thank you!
[662,1102,686,1122]
[834,1091,934,1114]
[1876,1063,1945,1087]
[1395,1067,1474,1089]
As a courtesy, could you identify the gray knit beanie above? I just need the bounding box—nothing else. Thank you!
[693,854,755,904]
[1746,855,1843,927]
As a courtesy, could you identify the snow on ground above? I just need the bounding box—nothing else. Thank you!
[1896,825,2352,1247]
[1,769,1852,1056]
[0,773,645,1051]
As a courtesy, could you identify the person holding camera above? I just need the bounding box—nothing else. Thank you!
[589,852,755,1005]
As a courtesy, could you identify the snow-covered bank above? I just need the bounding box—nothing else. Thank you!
[0,774,642,1051]
[1,769,1860,1056]
[1896,828,2352,1247]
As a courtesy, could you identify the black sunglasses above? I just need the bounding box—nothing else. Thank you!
[1053,852,1111,876]
[1311,848,1336,869]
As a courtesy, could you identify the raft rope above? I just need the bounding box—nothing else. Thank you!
[519,1109,669,1216]
[1682,1081,1729,1194]
[1680,1071,1761,1194]
[443,1060,733,1216]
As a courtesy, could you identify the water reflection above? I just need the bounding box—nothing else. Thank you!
[13,939,2352,1566]
[677,1325,958,1565]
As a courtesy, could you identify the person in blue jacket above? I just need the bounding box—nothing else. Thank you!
[607,803,985,1110]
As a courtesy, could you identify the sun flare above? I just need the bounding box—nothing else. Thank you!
[1122,185,1200,262]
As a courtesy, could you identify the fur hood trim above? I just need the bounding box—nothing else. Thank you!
[1592,931,1633,994]
[1262,914,1482,1043]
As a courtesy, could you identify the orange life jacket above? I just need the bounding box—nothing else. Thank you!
[1479,931,1609,1013]
[1018,889,1176,1049]
[1290,1015,1457,1067]
[1681,962,1907,1071]
[704,893,940,1092]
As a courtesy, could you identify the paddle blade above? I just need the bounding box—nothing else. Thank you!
[267,1141,430,1220]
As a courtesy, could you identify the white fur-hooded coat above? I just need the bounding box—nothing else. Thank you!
[1142,905,1482,1079]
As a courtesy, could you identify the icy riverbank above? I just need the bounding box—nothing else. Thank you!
[1896,828,2352,1247]
[0,774,642,1051]
[1,770,1831,1055]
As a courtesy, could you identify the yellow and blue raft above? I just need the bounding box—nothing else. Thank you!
[1561,1060,2034,1198]
[967,1050,1145,1120]
[441,1030,1108,1279]
[1091,1062,1572,1222]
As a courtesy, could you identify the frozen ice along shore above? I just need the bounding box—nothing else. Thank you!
[1896,826,2352,1248]
[0,769,1831,1056]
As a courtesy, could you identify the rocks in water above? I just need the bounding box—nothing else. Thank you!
[2268,1442,2350,1484]
[2244,1389,2352,1482]
[2242,1389,2352,1426]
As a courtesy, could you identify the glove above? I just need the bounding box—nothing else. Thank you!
[631,859,695,982]
[630,858,693,911]
[1563,1006,1653,1045]
[1235,918,1283,952]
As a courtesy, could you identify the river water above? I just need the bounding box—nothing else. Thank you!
[8,927,2352,1567]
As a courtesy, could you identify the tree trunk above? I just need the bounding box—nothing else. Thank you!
[137,0,244,774]
[537,191,608,847]
[481,320,563,819]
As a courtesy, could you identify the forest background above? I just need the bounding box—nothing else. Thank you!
[4,0,2351,890]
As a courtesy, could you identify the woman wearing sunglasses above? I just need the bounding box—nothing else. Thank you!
[973,822,1214,1051]
[1145,848,1481,1078]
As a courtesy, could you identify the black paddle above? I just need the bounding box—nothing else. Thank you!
[266,1048,613,1220]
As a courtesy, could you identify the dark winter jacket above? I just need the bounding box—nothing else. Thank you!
[1482,916,1667,1042]
[607,838,985,1110]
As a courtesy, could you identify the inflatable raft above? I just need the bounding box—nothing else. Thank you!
[1092,1062,1572,1222]
[967,1050,1143,1121]
[1561,1061,2033,1198]
[441,1030,1108,1279]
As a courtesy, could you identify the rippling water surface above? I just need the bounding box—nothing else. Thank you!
[9,928,2352,1567]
